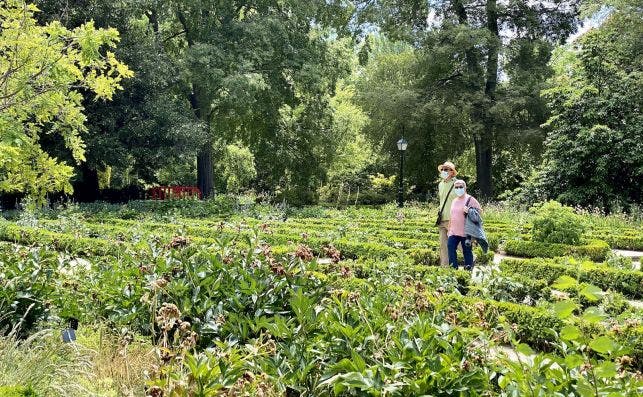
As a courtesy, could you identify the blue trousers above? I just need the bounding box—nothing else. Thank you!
[448,235,474,270]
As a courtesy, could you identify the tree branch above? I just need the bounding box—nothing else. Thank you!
[163,30,186,43]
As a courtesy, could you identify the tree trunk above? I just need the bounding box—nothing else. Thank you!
[452,0,481,86]
[177,11,215,199]
[474,132,493,198]
[197,140,214,198]
[188,84,215,199]
[476,0,500,199]
[452,0,492,198]
[73,164,100,202]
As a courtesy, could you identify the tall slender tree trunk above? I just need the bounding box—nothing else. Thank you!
[477,0,499,199]
[452,0,498,199]
[177,11,215,199]
[187,86,215,198]
[197,139,214,198]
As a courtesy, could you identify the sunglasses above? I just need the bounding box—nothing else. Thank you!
[441,168,452,172]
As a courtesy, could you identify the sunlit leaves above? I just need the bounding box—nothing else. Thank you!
[553,300,578,319]
[0,0,132,204]
[589,336,619,355]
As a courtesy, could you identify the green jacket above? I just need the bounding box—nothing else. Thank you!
[438,178,457,221]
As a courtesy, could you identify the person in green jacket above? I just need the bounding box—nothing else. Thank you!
[437,161,458,265]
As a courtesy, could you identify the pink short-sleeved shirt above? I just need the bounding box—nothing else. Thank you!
[448,194,481,237]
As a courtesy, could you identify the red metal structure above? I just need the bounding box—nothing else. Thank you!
[148,186,202,200]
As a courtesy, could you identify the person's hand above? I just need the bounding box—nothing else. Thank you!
[463,206,469,214]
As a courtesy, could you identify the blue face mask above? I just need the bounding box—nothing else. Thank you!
[440,171,449,179]
[455,188,465,197]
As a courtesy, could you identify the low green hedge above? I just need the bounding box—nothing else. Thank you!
[0,224,117,256]
[601,234,643,251]
[332,239,399,259]
[503,239,610,262]
[441,294,642,367]
[440,294,563,350]
[408,248,440,266]
[500,258,643,299]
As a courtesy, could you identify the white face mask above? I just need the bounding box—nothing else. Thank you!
[440,171,449,179]
[455,187,465,197]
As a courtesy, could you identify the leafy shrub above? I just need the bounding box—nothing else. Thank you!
[0,247,57,335]
[604,251,635,270]
[472,273,550,304]
[487,235,500,252]
[474,246,494,265]
[599,292,630,316]
[503,239,609,261]
[531,201,585,245]
[320,173,400,205]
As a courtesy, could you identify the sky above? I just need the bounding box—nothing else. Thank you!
[567,6,612,43]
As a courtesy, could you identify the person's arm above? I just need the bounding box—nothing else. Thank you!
[463,196,482,213]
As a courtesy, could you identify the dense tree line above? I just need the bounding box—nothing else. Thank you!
[1,0,641,210]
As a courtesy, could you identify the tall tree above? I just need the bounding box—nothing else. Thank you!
[357,0,579,198]
[518,0,643,210]
[139,0,353,198]
[34,0,207,197]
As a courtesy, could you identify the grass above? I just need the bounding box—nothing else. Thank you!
[0,329,92,396]
[75,326,155,397]
[0,326,154,397]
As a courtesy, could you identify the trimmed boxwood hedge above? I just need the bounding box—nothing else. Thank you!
[503,239,610,261]
[0,223,117,256]
[500,258,643,298]
[601,234,643,251]
[439,294,642,367]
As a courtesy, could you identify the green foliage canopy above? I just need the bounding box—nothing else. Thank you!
[519,1,643,210]
[0,1,132,203]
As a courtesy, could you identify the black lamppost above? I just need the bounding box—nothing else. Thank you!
[397,137,408,207]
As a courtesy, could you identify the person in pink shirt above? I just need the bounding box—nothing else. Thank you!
[448,179,482,270]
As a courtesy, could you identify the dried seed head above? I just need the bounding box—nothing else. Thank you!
[147,385,164,397]
[347,291,360,304]
[167,236,189,249]
[580,362,593,374]
[294,244,314,261]
[324,244,341,263]
[151,277,168,290]
[179,321,191,332]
